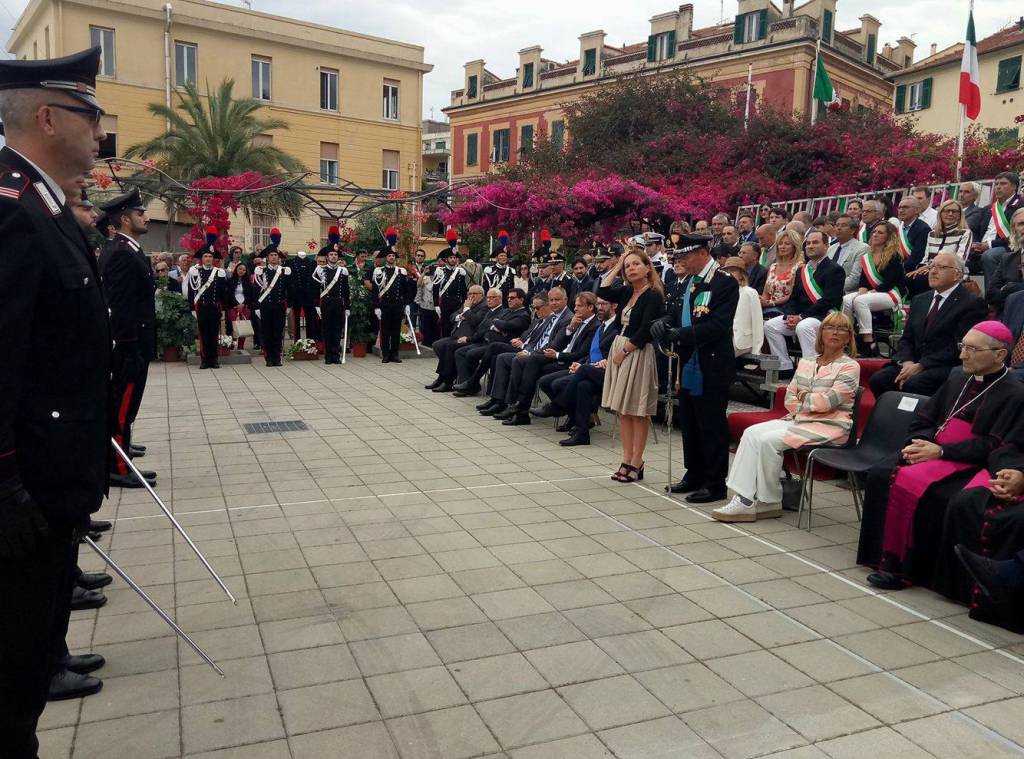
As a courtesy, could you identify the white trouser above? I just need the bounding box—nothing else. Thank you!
[764,315,820,371]
[842,291,896,335]
[726,418,792,504]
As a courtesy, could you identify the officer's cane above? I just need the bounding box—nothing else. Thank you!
[405,311,422,356]
[110,438,236,605]
[656,340,680,491]
[83,537,224,676]
[341,309,350,365]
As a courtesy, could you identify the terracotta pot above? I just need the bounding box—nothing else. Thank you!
[162,346,180,362]
[399,342,415,351]
[291,351,318,361]
[351,342,368,358]
[218,346,232,357]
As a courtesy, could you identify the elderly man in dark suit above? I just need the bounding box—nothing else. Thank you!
[452,288,531,396]
[425,285,487,392]
[869,253,986,398]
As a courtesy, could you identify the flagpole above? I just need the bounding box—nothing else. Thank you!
[954,0,973,183]
[744,64,753,132]
[810,38,821,126]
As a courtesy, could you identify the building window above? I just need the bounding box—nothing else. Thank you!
[382,149,400,190]
[550,119,565,148]
[582,48,597,76]
[467,74,478,98]
[996,56,1022,94]
[90,26,115,76]
[175,42,197,87]
[466,133,479,166]
[647,31,676,62]
[383,80,399,120]
[896,77,932,113]
[319,142,338,184]
[252,213,277,250]
[320,68,338,111]
[821,9,833,44]
[98,115,117,159]
[734,11,767,44]
[437,161,447,175]
[491,128,510,163]
[866,34,876,65]
[434,140,446,150]
[251,56,271,100]
[520,124,534,154]
[522,62,534,88]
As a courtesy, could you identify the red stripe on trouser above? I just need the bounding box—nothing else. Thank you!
[114,382,135,475]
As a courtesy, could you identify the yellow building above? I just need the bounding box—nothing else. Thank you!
[444,1,915,182]
[6,0,433,253]
[890,20,1023,143]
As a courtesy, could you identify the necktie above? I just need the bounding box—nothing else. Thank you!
[925,294,942,330]
[565,320,587,353]
[589,323,604,364]
[1013,331,1024,366]
[832,243,843,262]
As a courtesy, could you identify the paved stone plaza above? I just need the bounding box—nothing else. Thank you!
[39,358,1024,758]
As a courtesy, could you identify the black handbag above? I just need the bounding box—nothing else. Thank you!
[781,472,802,512]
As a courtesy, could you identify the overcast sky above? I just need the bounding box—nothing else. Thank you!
[1,0,1017,120]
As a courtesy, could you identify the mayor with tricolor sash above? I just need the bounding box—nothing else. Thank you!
[841,221,907,357]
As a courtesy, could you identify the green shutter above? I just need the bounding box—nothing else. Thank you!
[583,48,596,75]
[522,63,533,88]
[894,83,906,113]
[822,9,833,44]
[551,120,565,148]
[647,35,656,62]
[866,34,876,65]
[996,56,1022,93]
[521,125,534,153]
[734,13,745,44]
[467,75,477,98]
[920,77,932,109]
[758,9,768,40]
[466,133,478,166]
[666,30,676,59]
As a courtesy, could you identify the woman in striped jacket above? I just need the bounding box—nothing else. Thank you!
[714,312,860,523]
[841,221,906,356]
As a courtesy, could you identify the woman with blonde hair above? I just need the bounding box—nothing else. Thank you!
[714,311,860,522]
[910,200,972,296]
[598,247,666,483]
[760,227,803,318]
[841,221,906,356]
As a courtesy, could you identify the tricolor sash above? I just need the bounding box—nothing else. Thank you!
[861,253,906,307]
[857,223,869,244]
[800,264,824,303]
[895,222,912,257]
[992,199,1011,239]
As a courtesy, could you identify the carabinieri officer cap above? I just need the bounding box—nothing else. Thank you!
[0,46,104,112]
[99,188,146,216]
[671,233,712,258]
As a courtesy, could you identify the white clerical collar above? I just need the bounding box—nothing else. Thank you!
[8,146,65,205]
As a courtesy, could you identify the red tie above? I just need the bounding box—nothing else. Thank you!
[925,294,942,330]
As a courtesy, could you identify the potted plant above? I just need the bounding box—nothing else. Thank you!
[348,279,373,358]
[288,338,319,361]
[155,288,197,362]
[217,334,234,357]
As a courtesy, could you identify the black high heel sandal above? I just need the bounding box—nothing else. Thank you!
[611,462,629,480]
[614,464,637,483]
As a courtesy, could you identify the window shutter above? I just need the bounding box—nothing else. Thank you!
[647,35,656,62]
[734,14,745,45]
[758,10,768,40]
[996,56,1022,93]
[921,77,932,109]
[894,83,906,113]
[666,30,676,58]
[866,34,876,65]
[822,9,832,44]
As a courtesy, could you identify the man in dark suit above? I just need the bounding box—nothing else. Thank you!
[532,297,619,445]
[425,285,486,392]
[501,291,601,426]
[763,230,845,376]
[652,235,739,504]
[452,288,531,396]
[568,258,594,301]
[1001,289,1024,382]
[869,253,986,398]
[0,47,114,755]
[959,182,989,253]
[738,241,768,294]
[894,195,931,274]
[977,171,1024,285]
[99,188,158,488]
[477,293,550,415]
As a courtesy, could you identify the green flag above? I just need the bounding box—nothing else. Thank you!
[813,55,838,104]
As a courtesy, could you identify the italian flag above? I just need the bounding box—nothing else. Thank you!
[959,11,981,120]
[813,55,839,106]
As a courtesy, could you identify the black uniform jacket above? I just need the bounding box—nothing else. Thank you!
[663,266,739,387]
[0,146,111,523]
[101,232,157,361]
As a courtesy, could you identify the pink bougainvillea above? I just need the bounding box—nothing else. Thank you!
[178,172,272,252]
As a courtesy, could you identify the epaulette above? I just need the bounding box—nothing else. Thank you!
[0,169,30,201]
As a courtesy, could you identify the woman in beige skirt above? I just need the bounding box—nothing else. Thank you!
[598,248,666,482]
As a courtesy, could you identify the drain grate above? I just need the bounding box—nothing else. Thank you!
[243,420,309,434]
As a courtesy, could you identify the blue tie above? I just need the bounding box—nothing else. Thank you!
[589,323,604,364]
[680,276,704,396]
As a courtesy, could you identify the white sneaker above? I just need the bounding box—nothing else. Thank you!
[712,496,757,522]
[754,501,783,519]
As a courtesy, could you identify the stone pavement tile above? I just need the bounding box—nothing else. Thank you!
[598,715,720,759]
[449,652,549,701]
[593,630,693,672]
[524,640,624,687]
[892,622,988,659]
[772,640,877,683]
[738,579,829,609]
[311,561,383,588]
[535,579,617,610]
[954,652,1024,694]
[758,748,829,759]
[470,526,535,546]
[188,739,292,758]
[562,602,652,637]
[826,672,948,722]
[389,574,465,603]
[238,547,307,574]
[181,693,286,754]
[896,713,1024,758]
[835,595,925,627]
[300,542,370,566]
[323,580,401,613]
[592,572,673,602]
[755,684,879,742]
[406,596,489,631]
[338,604,420,640]
[477,689,589,750]
[649,565,725,593]
[36,727,73,759]
[489,542,559,565]
[93,608,176,645]
[635,662,746,714]
[510,559,585,585]
[366,665,468,718]
[74,711,180,759]
[251,589,331,623]
[426,621,516,663]
[892,660,1016,709]
[508,733,612,758]
[791,574,868,601]
[624,594,713,628]
[661,619,760,660]
[362,537,427,560]
[267,644,361,690]
[246,567,318,596]
[98,636,178,678]
[450,566,526,595]
[705,650,815,698]
[620,546,687,571]
[473,588,556,620]
[726,611,819,648]
[558,674,671,730]
[684,585,771,618]
[564,552,639,578]
[681,699,807,759]
[540,536,608,558]
[180,655,275,706]
[387,705,501,759]
[497,612,587,650]
[36,696,79,731]
[964,696,1024,744]
[289,722,399,759]
[833,629,941,670]
[374,554,444,581]
[278,679,380,734]
[815,726,933,758]
[349,632,443,676]
[434,547,504,572]
[705,558,782,585]
[784,602,880,637]
[79,669,179,723]
[259,615,345,653]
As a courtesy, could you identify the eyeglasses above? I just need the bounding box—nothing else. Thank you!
[929,264,959,271]
[958,342,1001,354]
[822,326,851,334]
[47,103,103,127]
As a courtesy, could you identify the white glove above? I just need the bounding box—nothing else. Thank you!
[404,305,410,316]
[435,306,441,316]
[255,309,261,319]
[345,309,350,317]
[315,307,322,318]
[374,308,382,319]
